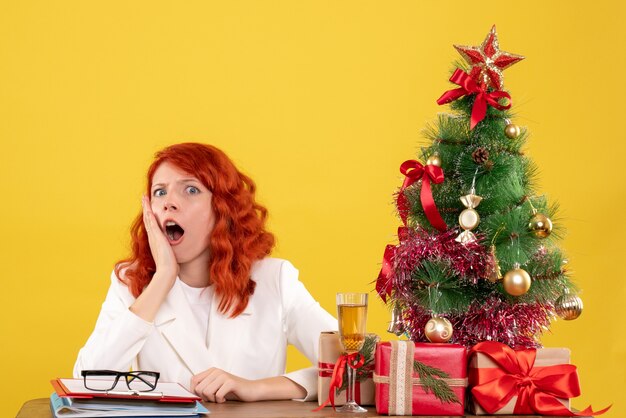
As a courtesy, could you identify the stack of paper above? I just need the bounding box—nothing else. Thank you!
[50,378,209,417]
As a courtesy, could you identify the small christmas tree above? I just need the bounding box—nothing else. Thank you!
[377,26,583,349]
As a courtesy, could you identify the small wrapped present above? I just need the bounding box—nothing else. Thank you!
[469,341,610,416]
[317,331,378,407]
[374,340,467,416]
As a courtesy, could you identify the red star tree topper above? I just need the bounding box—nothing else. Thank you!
[454,25,524,90]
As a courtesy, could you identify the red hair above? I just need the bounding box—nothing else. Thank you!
[115,143,275,317]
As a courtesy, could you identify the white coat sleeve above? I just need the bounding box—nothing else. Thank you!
[278,261,338,401]
[73,271,154,377]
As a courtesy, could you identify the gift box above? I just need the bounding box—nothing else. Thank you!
[469,341,576,415]
[374,340,467,416]
[317,331,377,407]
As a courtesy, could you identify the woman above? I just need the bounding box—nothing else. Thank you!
[74,143,337,403]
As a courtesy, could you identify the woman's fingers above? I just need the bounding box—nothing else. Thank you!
[142,196,157,238]
[143,197,162,257]
[192,368,246,403]
[142,195,179,279]
[190,368,212,393]
[190,368,215,392]
[196,372,226,402]
[143,196,162,232]
[214,380,236,403]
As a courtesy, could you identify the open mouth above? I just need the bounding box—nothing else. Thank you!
[164,220,185,242]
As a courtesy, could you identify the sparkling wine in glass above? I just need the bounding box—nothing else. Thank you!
[336,292,368,413]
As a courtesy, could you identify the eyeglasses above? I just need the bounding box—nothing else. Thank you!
[81,370,160,392]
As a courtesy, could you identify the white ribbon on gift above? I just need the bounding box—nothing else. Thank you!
[389,340,413,415]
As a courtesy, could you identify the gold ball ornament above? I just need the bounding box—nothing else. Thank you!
[426,153,442,167]
[528,212,553,238]
[424,317,453,343]
[555,293,583,320]
[502,265,532,296]
[504,123,521,139]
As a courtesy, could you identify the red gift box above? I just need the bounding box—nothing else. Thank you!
[468,341,611,417]
[374,340,467,416]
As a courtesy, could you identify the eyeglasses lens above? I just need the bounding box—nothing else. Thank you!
[127,372,158,391]
[84,372,119,391]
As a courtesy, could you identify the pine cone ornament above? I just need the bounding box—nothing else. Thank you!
[472,147,490,164]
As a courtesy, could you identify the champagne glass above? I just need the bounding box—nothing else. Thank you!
[336,292,368,413]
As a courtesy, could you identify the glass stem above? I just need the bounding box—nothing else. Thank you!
[346,364,356,405]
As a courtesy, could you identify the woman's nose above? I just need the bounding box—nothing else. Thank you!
[163,198,178,211]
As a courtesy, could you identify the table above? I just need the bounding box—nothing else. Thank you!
[17,398,586,418]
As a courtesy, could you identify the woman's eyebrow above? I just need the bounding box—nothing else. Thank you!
[152,178,199,189]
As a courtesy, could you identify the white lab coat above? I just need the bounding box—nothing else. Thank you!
[73,258,337,400]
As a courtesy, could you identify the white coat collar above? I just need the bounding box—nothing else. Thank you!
[153,278,255,375]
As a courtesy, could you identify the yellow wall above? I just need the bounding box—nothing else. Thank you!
[1,1,624,416]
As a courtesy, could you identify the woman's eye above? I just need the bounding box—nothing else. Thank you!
[186,186,200,195]
[153,189,166,197]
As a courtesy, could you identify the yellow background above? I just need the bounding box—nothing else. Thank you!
[1,1,624,416]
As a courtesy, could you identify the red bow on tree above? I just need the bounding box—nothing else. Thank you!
[375,227,409,302]
[470,341,611,416]
[376,159,447,303]
[375,244,396,303]
[437,69,512,130]
[396,160,447,231]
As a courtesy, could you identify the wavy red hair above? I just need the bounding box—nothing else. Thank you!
[115,143,275,317]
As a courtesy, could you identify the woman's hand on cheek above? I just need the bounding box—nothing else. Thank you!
[191,368,260,403]
[142,195,179,282]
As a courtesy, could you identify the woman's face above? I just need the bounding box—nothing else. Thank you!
[150,162,215,265]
